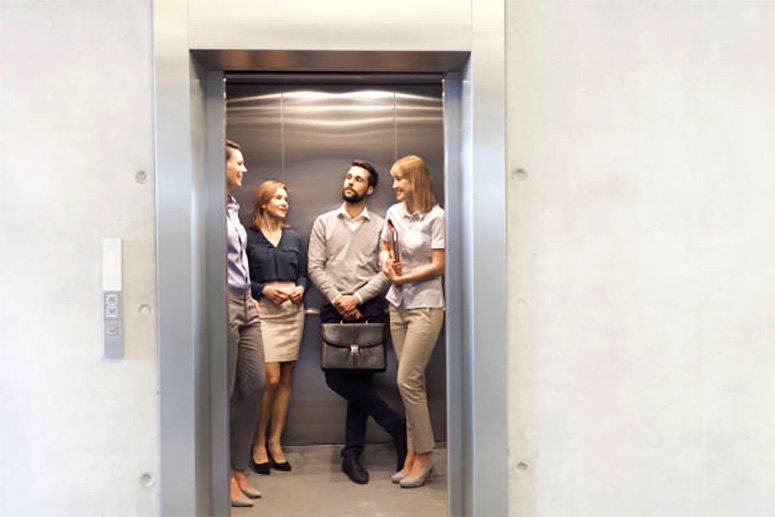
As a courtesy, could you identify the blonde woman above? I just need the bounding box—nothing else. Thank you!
[246,180,307,474]
[380,155,445,488]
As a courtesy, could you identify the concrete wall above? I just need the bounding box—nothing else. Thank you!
[4,0,775,515]
[507,1,775,515]
[0,2,159,515]
[187,0,470,50]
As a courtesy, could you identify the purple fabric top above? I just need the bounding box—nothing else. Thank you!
[226,195,251,292]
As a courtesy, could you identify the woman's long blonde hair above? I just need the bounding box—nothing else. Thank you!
[391,155,437,213]
[251,180,290,230]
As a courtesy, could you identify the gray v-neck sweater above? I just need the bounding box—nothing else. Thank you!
[307,208,390,304]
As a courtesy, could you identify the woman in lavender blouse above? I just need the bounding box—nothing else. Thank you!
[224,140,264,507]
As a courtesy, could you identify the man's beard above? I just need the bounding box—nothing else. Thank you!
[342,188,365,203]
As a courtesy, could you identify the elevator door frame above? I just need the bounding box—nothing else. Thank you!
[204,63,469,516]
[155,47,505,517]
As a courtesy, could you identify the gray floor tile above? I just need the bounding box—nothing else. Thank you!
[234,444,447,517]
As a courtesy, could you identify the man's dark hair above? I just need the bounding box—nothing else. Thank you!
[351,160,378,189]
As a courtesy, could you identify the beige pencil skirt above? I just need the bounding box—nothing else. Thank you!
[257,282,304,363]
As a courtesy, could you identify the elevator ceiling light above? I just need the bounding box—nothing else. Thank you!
[283,90,394,100]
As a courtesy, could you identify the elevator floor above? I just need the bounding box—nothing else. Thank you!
[233,443,447,516]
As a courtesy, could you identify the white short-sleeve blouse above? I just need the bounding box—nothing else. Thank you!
[381,202,445,309]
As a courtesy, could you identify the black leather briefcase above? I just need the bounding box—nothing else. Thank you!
[320,322,387,372]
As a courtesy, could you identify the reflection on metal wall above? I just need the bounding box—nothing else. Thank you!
[227,80,446,445]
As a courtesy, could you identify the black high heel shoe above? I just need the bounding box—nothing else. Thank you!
[251,447,271,475]
[267,447,292,472]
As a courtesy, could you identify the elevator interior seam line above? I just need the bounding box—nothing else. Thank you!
[281,89,286,180]
[393,91,398,163]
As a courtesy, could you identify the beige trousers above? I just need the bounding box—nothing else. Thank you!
[389,306,444,454]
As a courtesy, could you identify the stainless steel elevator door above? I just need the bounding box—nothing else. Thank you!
[226,81,446,445]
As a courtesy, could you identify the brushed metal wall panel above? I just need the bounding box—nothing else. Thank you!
[226,81,446,445]
[396,85,445,203]
[281,86,398,223]
[226,84,283,227]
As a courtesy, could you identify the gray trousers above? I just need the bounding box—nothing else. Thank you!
[389,306,444,454]
[228,289,264,471]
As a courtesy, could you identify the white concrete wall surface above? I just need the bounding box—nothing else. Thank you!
[0,1,159,515]
[5,1,775,515]
[188,0,471,50]
[507,1,775,516]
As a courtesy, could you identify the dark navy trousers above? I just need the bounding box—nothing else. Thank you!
[321,297,405,458]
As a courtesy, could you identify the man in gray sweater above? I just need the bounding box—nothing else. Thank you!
[308,160,407,485]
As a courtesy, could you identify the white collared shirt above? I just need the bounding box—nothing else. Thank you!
[381,202,445,309]
[307,204,390,304]
[336,203,370,232]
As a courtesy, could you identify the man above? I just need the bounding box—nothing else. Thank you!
[308,160,407,484]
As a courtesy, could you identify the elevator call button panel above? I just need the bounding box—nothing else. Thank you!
[102,238,123,359]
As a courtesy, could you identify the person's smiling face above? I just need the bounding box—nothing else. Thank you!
[226,149,247,190]
[391,168,412,204]
[263,187,289,220]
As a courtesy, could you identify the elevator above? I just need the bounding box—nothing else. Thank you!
[225,76,447,446]
[156,30,508,513]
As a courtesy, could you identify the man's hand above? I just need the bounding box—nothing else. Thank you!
[262,284,290,305]
[333,295,360,316]
[342,308,363,321]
